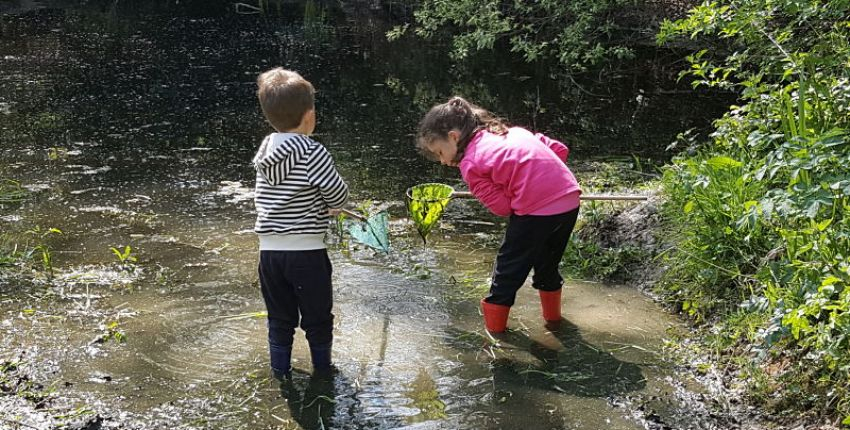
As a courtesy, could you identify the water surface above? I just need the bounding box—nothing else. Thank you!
[0,3,733,429]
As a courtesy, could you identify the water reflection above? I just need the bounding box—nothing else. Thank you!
[0,2,733,429]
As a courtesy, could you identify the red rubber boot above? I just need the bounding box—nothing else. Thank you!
[539,289,562,322]
[480,298,510,333]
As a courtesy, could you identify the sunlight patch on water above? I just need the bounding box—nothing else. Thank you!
[56,264,141,286]
[213,180,254,204]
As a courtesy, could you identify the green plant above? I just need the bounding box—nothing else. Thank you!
[95,321,126,344]
[562,236,645,282]
[110,245,137,271]
[388,0,636,73]
[26,227,62,280]
[0,179,28,204]
[657,0,850,419]
[0,235,24,268]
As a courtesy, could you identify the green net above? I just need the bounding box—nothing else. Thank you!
[406,183,455,244]
[347,211,390,253]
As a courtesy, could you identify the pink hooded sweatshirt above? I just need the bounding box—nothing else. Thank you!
[459,127,581,217]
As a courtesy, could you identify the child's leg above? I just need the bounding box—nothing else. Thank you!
[482,215,561,332]
[487,215,560,306]
[290,249,334,371]
[258,251,299,378]
[531,208,580,322]
[531,207,580,292]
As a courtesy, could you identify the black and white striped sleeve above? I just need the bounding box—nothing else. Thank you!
[306,144,349,209]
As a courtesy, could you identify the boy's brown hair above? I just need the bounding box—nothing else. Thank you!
[257,68,315,132]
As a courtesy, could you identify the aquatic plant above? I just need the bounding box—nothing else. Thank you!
[94,321,126,344]
[110,245,137,272]
[0,179,27,204]
[26,227,62,280]
[405,369,447,423]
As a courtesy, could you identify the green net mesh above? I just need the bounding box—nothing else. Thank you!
[347,211,390,253]
[406,183,455,244]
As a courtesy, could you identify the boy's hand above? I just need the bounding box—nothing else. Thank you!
[328,208,342,216]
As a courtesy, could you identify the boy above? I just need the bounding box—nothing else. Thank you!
[253,68,348,378]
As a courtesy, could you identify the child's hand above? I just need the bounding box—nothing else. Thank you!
[328,208,342,216]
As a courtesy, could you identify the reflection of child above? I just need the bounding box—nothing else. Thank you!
[253,68,349,378]
[416,96,581,332]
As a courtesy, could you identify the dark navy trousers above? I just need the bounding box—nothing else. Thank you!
[258,249,334,349]
[485,207,580,307]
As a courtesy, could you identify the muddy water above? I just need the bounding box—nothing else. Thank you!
[1,3,734,429]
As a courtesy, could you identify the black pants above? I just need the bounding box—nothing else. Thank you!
[485,207,580,307]
[258,249,334,348]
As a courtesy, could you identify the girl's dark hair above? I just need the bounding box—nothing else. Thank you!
[416,96,509,163]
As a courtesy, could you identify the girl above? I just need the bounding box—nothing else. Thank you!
[416,96,581,333]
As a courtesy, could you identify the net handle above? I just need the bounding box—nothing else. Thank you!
[408,184,651,202]
[340,208,367,221]
[450,191,649,201]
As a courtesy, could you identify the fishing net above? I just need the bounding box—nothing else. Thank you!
[406,183,455,244]
[347,211,390,253]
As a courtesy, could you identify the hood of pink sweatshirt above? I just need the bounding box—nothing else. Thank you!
[459,128,581,217]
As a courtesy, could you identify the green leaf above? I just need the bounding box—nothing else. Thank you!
[684,200,695,214]
[815,218,833,231]
[706,156,742,169]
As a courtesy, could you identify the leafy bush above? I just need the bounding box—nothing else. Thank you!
[388,0,637,73]
[658,0,850,421]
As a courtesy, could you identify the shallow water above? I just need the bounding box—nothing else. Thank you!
[1,2,736,429]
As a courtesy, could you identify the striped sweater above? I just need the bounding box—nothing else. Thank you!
[253,132,349,250]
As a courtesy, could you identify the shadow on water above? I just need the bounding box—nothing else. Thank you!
[279,370,353,430]
[489,318,645,398]
[441,316,645,402]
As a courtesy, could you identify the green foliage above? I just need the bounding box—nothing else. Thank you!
[389,0,635,72]
[95,321,126,344]
[0,179,28,203]
[1,225,65,279]
[110,245,137,272]
[0,360,52,405]
[562,236,646,282]
[658,0,850,420]
[26,227,62,280]
[0,234,25,268]
[407,183,454,244]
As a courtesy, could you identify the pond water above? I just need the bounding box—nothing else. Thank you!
[0,2,738,429]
